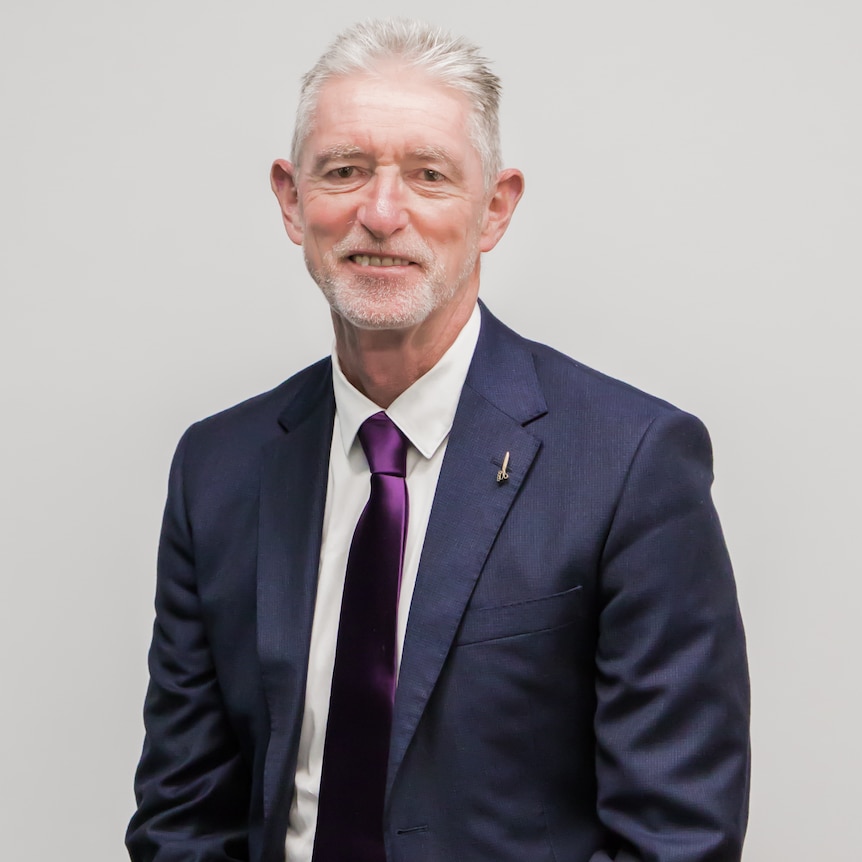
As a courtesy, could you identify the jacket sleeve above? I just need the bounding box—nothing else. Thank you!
[126,428,252,862]
[590,410,750,862]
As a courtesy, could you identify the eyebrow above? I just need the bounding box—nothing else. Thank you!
[409,147,463,178]
[309,144,465,179]
[310,145,365,174]
[410,146,453,162]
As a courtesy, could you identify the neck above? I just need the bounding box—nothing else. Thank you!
[333,290,477,408]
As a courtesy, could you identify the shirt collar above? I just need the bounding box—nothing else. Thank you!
[331,303,481,460]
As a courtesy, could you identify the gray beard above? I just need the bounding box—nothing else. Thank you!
[306,235,479,330]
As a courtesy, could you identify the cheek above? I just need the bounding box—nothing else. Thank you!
[304,198,356,240]
[413,211,464,249]
[422,200,483,241]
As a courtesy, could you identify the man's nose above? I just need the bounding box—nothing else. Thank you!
[356,172,409,239]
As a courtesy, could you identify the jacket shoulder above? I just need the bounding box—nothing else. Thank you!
[170,357,333,483]
[480,306,689,430]
[187,357,331,440]
[530,338,682,420]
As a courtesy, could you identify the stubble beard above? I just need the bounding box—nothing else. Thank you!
[306,232,481,331]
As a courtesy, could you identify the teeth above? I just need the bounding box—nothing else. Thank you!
[353,255,409,267]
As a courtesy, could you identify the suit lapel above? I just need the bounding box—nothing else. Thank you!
[387,306,547,801]
[257,361,335,820]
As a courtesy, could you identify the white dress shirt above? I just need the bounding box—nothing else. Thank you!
[284,304,481,861]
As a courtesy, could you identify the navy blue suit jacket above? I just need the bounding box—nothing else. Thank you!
[127,304,750,862]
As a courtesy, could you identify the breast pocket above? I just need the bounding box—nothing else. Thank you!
[455,585,584,646]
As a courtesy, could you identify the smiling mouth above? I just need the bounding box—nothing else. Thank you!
[350,255,413,267]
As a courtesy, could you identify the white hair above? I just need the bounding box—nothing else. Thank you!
[291,18,503,189]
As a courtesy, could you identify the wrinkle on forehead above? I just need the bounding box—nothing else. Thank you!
[298,71,486,194]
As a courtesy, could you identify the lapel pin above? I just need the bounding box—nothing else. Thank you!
[496,451,510,483]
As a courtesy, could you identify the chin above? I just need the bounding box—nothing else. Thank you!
[326,293,435,330]
[316,274,451,331]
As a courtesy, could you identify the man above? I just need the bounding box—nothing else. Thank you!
[127,18,749,862]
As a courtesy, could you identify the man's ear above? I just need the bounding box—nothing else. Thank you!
[479,168,525,253]
[270,159,304,246]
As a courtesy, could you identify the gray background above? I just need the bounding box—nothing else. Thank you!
[1,1,859,858]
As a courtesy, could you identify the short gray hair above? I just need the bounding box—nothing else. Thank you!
[291,19,503,189]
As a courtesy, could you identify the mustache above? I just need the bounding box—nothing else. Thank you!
[330,232,435,267]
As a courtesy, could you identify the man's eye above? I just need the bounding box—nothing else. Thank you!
[333,166,355,178]
[422,169,443,182]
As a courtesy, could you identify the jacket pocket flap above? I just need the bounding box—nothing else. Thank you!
[455,585,583,645]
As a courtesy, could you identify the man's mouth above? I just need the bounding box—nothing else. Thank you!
[349,255,413,267]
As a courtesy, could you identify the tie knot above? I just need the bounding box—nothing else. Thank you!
[358,412,408,478]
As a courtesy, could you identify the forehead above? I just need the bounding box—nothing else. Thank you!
[304,68,479,166]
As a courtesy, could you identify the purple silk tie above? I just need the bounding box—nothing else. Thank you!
[312,411,409,862]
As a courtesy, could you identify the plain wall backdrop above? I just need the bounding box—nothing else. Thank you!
[1,1,859,858]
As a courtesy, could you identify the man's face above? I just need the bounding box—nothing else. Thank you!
[275,67,498,331]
